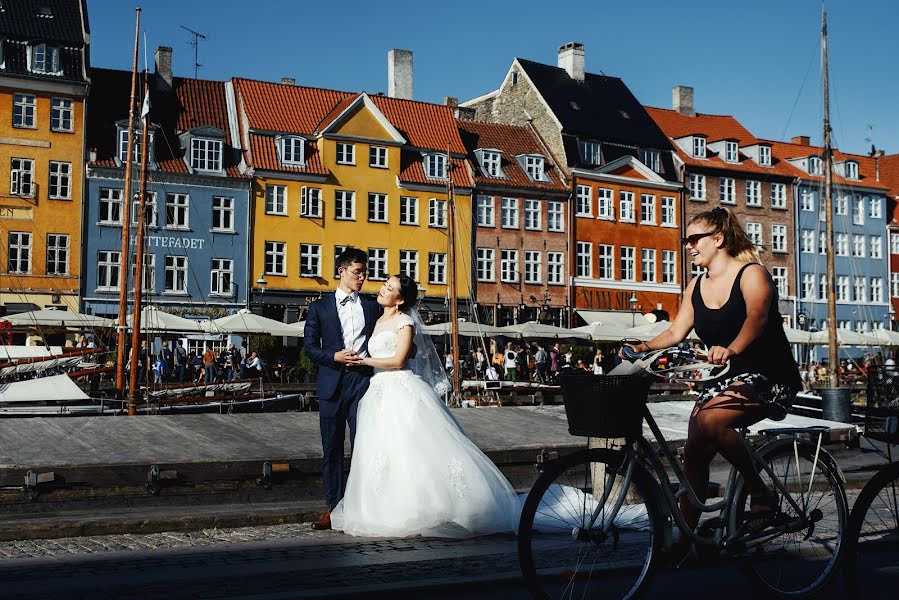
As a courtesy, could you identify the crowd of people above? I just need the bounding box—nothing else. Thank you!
[800,352,895,390]
[122,340,271,385]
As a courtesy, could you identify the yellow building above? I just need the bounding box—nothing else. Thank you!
[0,1,89,315]
[231,78,473,323]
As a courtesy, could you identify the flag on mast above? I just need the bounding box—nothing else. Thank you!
[140,90,151,123]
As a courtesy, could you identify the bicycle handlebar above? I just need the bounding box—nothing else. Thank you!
[620,343,730,383]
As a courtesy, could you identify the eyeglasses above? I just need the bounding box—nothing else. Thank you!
[682,231,716,247]
[342,267,368,278]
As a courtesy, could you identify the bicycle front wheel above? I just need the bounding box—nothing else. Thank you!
[518,447,662,600]
[843,461,899,591]
[733,441,847,598]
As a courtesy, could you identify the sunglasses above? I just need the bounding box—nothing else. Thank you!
[681,231,716,246]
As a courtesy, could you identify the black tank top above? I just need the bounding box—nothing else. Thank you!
[692,263,801,388]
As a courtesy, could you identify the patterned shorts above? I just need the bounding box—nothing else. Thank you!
[697,372,798,421]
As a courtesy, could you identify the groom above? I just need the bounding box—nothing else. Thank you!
[303,248,381,530]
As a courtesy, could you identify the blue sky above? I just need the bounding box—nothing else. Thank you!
[87,0,899,155]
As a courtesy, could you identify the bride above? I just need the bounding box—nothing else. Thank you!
[330,274,520,538]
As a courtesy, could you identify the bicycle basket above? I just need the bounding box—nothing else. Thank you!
[559,373,652,439]
[865,366,899,443]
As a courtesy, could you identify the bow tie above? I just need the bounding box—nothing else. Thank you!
[339,295,356,306]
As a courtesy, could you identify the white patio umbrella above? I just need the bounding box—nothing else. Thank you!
[126,306,205,333]
[206,309,300,337]
[499,321,591,340]
[867,328,899,346]
[572,322,636,342]
[422,321,504,337]
[625,321,701,342]
[811,328,875,346]
[782,325,817,345]
[1,308,115,329]
[288,320,305,337]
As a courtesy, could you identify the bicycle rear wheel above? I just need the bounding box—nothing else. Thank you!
[843,461,899,592]
[518,447,662,600]
[732,441,847,598]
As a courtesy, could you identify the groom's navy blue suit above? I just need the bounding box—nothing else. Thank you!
[303,292,380,509]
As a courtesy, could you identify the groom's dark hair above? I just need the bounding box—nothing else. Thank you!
[336,247,369,270]
[394,274,419,311]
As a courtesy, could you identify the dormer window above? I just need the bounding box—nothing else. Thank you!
[758,145,771,166]
[476,149,503,178]
[579,140,601,165]
[424,153,447,179]
[725,141,739,163]
[845,161,859,180]
[117,127,154,166]
[523,155,546,182]
[692,137,706,158]
[29,42,60,74]
[191,137,223,173]
[809,156,823,176]
[277,135,304,166]
[639,148,660,172]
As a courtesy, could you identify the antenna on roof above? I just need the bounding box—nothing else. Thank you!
[179,25,207,79]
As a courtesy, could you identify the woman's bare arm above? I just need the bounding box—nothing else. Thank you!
[359,324,414,370]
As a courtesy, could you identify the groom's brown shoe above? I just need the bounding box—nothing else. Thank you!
[312,511,331,530]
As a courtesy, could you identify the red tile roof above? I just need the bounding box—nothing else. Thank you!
[457,120,568,192]
[174,78,232,136]
[398,152,473,189]
[875,154,899,198]
[248,134,328,175]
[762,139,888,191]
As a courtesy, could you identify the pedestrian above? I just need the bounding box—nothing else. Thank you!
[203,344,217,382]
[534,343,548,383]
[503,343,517,381]
[549,342,561,381]
[593,348,604,375]
[492,345,505,379]
[246,351,264,377]
[474,348,485,380]
[161,342,173,381]
[174,339,188,384]
[516,344,530,381]
[153,355,164,384]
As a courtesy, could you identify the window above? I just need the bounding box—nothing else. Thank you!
[425,153,447,179]
[400,196,418,225]
[429,198,447,227]
[13,94,36,128]
[428,252,446,284]
[163,256,188,293]
[369,146,388,168]
[854,276,867,302]
[524,199,541,230]
[211,196,234,231]
[575,242,592,278]
[501,250,519,282]
[399,250,418,280]
[836,276,849,302]
[128,253,155,292]
[846,161,859,179]
[300,244,322,277]
[46,233,69,275]
[165,193,190,229]
[871,236,883,259]
[475,195,494,227]
[758,145,772,166]
[31,43,60,73]
[265,185,287,215]
[579,141,600,165]
[501,197,519,228]
[51,97,73,132]
[620,246,635,281]
[99,188,123,224]
[48,161,71,199]
[524,155,545,181]
[198,258,232,299]
[336,142,355,165]
[619,191,635,222]
[801,230,815,253]
[800,189,815,211]
[661,197,675,226]
[367,248,387,280]
[855,321,868,334]
[689,174,706,200]
[746,222,762,247]
[548,201,564,232]
[725,141,738,163]
[641,248,656,282]
[476,248,495,282]
[692,137,706,158]
[870,197,883,219]
[333,245,348,279]
[872,278,884,303]
[772,267,788,298]
[97,251,121,291]
[132,192,158,228]
[745,181,761,206]
[264,242,286,275]
[771,183,786,209]
[191,138,222,172]
[480,150,501,176]
[819,231,827,255]
[335,190,356,220]
[839,320,850,331]
[640,148,660,172]
[300,187,322,218]
[836,233,849,256]
[802,273,815,300]
[719,177,736,204]
[809,156,823,175]
[368,193,388,223]
[853,196,865,225]
[892,233,899,254]
[834,194,848,215]
[279,136,304,165]
[10,158,34,196]
[7,232,31,274]
[771,225,787,253]
[547,252,564,285]
[852,235,866,258]
[575,185,592,216]
[662,250,676,284]
[598,244,614,280]
[597,188,613,219]
[892,273,899,299]
[118,129,144,165]
[524,251,541,284]
[640,194,656,224]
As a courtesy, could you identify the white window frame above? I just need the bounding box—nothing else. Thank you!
[10,157,34,197]
[300,187,322,218]
[746,222,762,247]
[48,161,72,199]
[50,97,73,132]
[210,258,234,296]
[892,273,899,299]
[692,137,706,158]
[399,250,418,281]
[165,193,190,229]
[871,236,883,259]
[873,277,885,303]
[853,196,865,225]
[164,255,189,294]
[300,244,322,277]
[547,252,564,285]
[99,188,123,225]
[745,180,761,206]
[802,273,815,300]
[7,232,32,274]
[891,233,899,255]
[719,177,736,204]
[689,174,706,200]
[801,230,815,253]
[800,189,815,211]
[597,188,614,219]
[661,196,675,227]
[809,156,823,175]
[724,141,738,163]
[870,197,883,219]
[480,150,501,177]
[852,234,866,258]
[129,253,155,292]
[576,242,592,278]
[836,276,849,302]
[547,201,564,232]
[191,137,223,172]
[335,190,356,220]
[771,224,787,253]
[854,276,867,303]
[662,250,676,284]
[501,197,519,229]
[428,252,447,284]
[212,196,234,232]
[758,145,772,166]
[641,248,656,283]
[367,193,388,223]
[524,199,541,231]
[264,241,286,276]
[524,155,545,181]
[429,198,447,228]
[46,233,69,276]
[279,136,304,166]
[619,191,635,222]
[597,244,614,280]
[30,43,60,74]
[399,196,418,225]
[96,250,121,291]
[846,161,859,180]
[476,195,494,227]
[771,183,786,209]
[369,146,388,169]
[131,192,158,228]
[476,248,495,282]
[836,233,849,256]
[13,93,36,128]
[524,250,541,284]
[620,246,635,281]
[336,142,355,165]
[575,185,592,217]
[500,249,520,283]
[640,148,660,172]
[640,194,656,225]
[424,153,447,179]
[265,184,287,215]
[772,267,788,298]
[579,141,601,166]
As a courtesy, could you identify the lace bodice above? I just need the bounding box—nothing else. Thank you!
[367,314,414,359]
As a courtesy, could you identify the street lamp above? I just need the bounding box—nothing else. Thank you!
[629,291,638,327]
[256,272,268,292]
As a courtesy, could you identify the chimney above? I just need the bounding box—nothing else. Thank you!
[387,49,413,100]
[443,97,459,108]
[154,46,173,90]
[672,86,694,117]
[280,77,296,86]
[791,135,811,146]
[557,42,585,81]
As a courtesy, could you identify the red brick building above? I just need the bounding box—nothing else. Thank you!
[874,153,899,329]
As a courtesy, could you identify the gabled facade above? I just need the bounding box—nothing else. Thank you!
[462,43,684,319]
[0,0,90,315]
[458,119,570,326]
[82,53,251,320]
[231,78,473,323]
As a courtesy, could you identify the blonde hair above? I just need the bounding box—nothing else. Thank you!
[690,206,761,264]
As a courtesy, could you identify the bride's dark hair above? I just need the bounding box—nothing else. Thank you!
[393,274,419,312]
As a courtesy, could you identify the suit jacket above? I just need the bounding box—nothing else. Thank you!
[303,292,380,400]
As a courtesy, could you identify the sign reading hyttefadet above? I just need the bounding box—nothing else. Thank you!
[129,235,206,250]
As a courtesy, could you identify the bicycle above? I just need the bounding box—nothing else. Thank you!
[518,347,848,599]
[843,364,899,592]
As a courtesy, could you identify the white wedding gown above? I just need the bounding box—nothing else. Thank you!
[330,314,521,538]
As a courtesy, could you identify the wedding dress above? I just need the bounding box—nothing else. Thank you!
[330,313,520,538]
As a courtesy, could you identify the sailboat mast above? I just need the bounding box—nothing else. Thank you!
[446,153,461,405]
[822,9,839,388]
[114,8,142,398]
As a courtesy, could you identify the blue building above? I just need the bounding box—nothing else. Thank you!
[82,50,251,326]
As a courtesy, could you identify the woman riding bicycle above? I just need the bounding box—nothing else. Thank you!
[626,206,801,554]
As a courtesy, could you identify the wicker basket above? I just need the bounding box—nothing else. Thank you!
[559,373,652,439]
[865,366,899,444]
